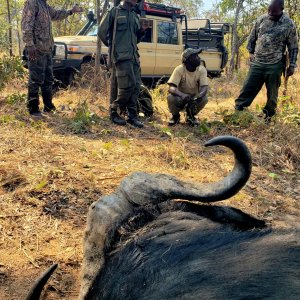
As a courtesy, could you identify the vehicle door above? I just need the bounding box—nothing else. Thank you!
[138,18,155,76]
[153,19,183,77]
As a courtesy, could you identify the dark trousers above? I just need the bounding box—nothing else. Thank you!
[167,94,208,116]
[27,52,55,113]
[235,61,284,117]
[110,59,141,120]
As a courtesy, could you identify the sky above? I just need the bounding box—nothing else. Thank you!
[199,0,220,17]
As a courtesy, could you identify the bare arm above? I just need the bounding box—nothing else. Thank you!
[198,85,208,98]
[168,85,191,101]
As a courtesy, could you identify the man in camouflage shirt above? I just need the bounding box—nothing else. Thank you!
[99,0,146,128]
[21,0,83,116]
[235,0,298,121]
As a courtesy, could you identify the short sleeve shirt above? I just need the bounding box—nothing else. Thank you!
[167,64,208,96]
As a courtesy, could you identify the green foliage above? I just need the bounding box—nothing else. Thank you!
[6,93,27,105]
[0,56,25,91]
[69,101,100,133]
[160,126,173,137]
[0,114,15,124]
[102,141,113,151]
[278,99,300,125]
[223,110,255,127]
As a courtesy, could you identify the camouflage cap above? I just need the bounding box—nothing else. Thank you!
[182,48,202,63]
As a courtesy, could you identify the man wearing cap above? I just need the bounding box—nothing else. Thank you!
[99,0,146,128]
[167,48,209,126]
[21,0,83,116]
[235,0,298,122]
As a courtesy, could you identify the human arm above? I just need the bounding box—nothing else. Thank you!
[136,19,149,43]
[286,22,299,77]
[47,4,83,21]
[198,85,208,98]
[21,0,37,49]
[168,85,191,101]
[98,10,113,47]
[167,66,192,101]
[246,20,259,57]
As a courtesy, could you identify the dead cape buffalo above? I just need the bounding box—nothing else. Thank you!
[27,136,300,300]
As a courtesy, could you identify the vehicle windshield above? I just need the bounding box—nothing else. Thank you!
[86,23,98,36]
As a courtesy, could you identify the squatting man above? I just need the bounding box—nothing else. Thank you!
[167,48,209,127]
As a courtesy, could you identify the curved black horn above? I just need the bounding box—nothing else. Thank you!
[119,135,252,204]
[80,136,252,299]
[26,264,58,300]
[201,135,252,200]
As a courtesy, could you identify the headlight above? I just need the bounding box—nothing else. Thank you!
[54,44,66,58]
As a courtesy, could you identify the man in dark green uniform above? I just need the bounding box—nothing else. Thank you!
[235,0,298,121]
[21,0,83,116]
[98,0,145,128]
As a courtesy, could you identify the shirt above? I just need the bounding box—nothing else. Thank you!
[21,0,71,53]
[98,5,143,63]
[247,13,298,65]
[168,64,208,96]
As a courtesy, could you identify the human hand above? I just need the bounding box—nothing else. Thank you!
[286,66,295,77]
[182,94,191,104]
[141,20,150,31]
[72,4,84,14]
[27,45,38,61]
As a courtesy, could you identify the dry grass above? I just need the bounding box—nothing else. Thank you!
[0,70,300,299]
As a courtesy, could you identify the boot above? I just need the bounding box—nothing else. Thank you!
[168,113,180,126]
[186,103,200,127]
[186,115,200,127]
[27,92,41,115]
[127,118,144,128]
[110,112,127,126]
[42,90,56,112]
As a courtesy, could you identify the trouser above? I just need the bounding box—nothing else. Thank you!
[167,94,208,116]
[110,59,141,120]
[235,61,284,117]
[27,51,55,113]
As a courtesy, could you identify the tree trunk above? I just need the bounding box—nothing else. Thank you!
[229,0,244,77]
[6,0,13,56]
[95,0,110,74]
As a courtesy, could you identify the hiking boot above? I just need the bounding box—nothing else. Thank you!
[186,115,200,127]
[168,113,180,126]
[110,112,127,126]
[30,111,44,118]
[263,109,275,125]
[127,118,144,128]
[44,105,56,113]
[235,105,244,112]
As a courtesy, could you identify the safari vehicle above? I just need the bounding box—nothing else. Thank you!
[50,2,230,85]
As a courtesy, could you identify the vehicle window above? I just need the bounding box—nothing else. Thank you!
[140,19,153,43]
[86,24,98,36]
[157,22,178,45]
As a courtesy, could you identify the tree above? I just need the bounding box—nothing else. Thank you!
[229,0,244,75]
[6,0,13,56]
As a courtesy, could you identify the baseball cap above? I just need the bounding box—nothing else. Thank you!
[182,48,202,63]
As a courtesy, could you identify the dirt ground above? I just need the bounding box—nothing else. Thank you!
[0,76,300,299]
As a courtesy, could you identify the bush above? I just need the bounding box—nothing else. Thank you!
[69,101,100,133]
[0,56,25,91]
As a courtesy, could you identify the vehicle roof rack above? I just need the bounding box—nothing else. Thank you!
[136,1,184,20]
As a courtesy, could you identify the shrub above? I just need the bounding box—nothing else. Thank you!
[0,56,25,91]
